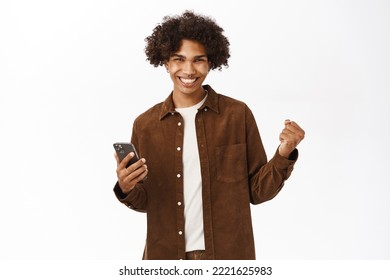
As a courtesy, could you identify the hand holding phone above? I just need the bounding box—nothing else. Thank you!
[113,142,148,194]
[113,143,140,168]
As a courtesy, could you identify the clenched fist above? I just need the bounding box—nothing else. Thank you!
[278,119,305,158]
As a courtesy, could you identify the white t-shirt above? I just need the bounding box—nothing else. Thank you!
[175,95,207,252]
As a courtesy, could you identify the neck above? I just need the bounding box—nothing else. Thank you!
[173,88,207,108]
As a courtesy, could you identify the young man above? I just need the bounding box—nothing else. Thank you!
[114,11,305,260]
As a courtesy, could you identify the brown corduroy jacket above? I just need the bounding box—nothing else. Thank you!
[114,84,298,260]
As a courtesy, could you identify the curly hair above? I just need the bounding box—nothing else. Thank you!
[145,11,230,70]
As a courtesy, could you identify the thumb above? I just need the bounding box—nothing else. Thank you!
[284,119,291,126]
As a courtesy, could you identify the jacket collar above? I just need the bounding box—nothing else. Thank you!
[159,84,219,120]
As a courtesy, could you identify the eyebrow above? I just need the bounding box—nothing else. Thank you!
[171,54,208,59]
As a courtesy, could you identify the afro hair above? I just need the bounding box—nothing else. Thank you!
[144,11,230,70]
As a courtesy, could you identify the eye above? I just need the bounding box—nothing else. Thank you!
[194,58,207,63]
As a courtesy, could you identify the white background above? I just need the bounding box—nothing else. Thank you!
[1,0,389,261]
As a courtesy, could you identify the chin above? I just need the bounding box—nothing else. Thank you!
[179,86,202,95]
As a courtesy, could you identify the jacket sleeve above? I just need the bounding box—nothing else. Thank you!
[245,106,298,205]
[113,181,147,212]
[113,120,148,212]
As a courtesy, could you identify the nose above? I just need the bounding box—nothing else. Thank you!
[182,61,195,76]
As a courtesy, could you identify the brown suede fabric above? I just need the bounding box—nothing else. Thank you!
[114,85,298,260]
[186,250,207,260]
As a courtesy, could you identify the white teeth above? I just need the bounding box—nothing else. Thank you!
[180,77,196,84]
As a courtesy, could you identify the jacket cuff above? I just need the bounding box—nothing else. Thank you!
[272,148,298,170]
[113,181,127,200]
[113,182,137,210]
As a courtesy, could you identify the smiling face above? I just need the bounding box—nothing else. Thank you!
[165,39,210,108]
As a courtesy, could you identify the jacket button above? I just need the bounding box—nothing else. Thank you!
[177,202,182,206]
[178,231,183,235]
[177,174,181,178]
[178,122,182,126]
[177,147,181,151]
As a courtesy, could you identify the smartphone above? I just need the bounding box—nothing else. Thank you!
[113,142,140,168]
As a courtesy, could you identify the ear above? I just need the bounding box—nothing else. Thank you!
[164,61,170,72]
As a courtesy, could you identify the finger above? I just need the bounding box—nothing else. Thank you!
[280,129,304,149]
[133,168,148,182]
[289,121,304,133]
[126,158,147,173]
[283,120,301,135]
[281,123,297,134]
[284,120,305,135]
[284,122,305,137]
[121,158,147,180]
[137,168,149,181]
[118,151,135,170]
[117,158,147,182]
[123,169,149,191]
[279,131,291,141]
[283,125,300,135]
[281,127,304,140]
[123,164,148,184]
[118,168,148,194]
[118,166,130,180]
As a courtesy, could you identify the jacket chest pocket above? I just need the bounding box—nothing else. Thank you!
[216,144,248,183]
